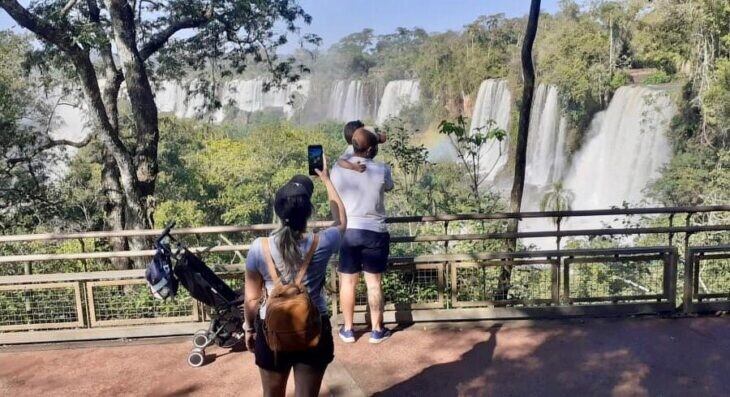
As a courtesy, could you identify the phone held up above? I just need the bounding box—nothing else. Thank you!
[307,145,323,176]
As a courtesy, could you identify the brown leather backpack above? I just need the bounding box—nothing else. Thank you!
[261,234,322,352]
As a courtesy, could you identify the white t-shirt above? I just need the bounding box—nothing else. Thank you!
[331,156,394,233]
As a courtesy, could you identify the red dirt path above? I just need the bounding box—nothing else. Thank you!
[1,316,728,396]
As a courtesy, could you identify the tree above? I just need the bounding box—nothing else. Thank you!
[540,181,575,225]
[0,0,317,267]
[438,115,506,210]
[502,0,540,298]
[0,31,92,231]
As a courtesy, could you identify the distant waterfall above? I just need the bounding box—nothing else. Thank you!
[525,84,569,188]
[564,86,674,212]
[376,80,420,125]
[156,79,310,121]
[327,80,369,121]
[469,79,512,181]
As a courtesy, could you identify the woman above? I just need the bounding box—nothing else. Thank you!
[243,157,346,397]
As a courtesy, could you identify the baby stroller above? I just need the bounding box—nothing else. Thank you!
[148,223,245,367]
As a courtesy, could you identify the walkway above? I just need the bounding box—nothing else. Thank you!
[1,316,729,396]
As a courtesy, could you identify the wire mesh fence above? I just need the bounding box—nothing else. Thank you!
[0,283,82,330]
[567,257,666,303]
[451,261,555,307]
[87,280,197,326]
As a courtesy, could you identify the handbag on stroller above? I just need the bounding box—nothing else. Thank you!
[146,223,244,367]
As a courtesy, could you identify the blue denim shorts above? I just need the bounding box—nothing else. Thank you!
[338,229,390,274]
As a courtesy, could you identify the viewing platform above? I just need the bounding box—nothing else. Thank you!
[0,206,728,395]
[1,316,728,396]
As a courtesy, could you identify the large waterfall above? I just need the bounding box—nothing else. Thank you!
[469,79,512,182]
[327,80,370,121]
[525,84,569,189]
[520,85,676,248]
[155,79,310,121]
[376,80,420,125]
[564,86,674,212]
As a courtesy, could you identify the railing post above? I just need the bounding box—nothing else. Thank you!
[668,213,675,246]
[683,248,694,313]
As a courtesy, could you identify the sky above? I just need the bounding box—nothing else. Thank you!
[1,0,561,49]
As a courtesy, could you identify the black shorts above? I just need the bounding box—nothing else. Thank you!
[254,315,334,373]
[338,229,390,274]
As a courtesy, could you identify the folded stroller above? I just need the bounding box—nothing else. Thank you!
[148,223,244,367]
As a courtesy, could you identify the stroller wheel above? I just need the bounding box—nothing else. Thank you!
[193,333,209,349]
[187,349,205,367]
[194,329,208,337]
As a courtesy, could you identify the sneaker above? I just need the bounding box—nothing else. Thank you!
[339,326,355,343]
[369,328,392,344]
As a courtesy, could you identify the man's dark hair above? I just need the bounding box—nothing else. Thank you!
[343,120,365,144]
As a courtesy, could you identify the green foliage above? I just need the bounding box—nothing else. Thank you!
[643,70,672,85]
[438,116,506,204]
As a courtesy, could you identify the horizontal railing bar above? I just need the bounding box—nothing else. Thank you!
[391,224,729,243]
[0,265,245,285]
[0,244,250,264]
[386,205,730,223]
[0,205,727,243]
[568,294,664,303]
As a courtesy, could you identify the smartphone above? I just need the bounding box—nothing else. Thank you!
[307,145,323,176]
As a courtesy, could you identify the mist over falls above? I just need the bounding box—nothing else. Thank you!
[50,76,676,242]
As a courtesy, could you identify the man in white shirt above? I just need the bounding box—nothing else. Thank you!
[331,128,394,344]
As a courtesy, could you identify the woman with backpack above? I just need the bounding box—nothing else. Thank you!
[243,157,346,397]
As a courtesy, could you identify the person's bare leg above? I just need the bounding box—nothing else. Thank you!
[363,272,384,331]
[339,272,359,331]
[259,367,290,397]
[293,363,326,397]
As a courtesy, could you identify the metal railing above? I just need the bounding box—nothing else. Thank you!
[0,205,727,344]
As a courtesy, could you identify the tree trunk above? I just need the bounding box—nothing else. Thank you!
[104,0,160,205]
[499,0,541,299]
[102,150,131,270]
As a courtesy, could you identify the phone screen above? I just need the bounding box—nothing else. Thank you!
[307,145,323,176]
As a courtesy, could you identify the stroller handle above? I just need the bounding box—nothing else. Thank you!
[155,221,177,246]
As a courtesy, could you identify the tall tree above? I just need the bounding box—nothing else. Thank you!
[500,0,541,297]
[0,0,317,266]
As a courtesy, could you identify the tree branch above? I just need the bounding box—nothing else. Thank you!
[0,0,81,53]
[139,13,211,60]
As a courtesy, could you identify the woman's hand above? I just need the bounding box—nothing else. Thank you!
[245,329,256,351]
[314,154,330,180]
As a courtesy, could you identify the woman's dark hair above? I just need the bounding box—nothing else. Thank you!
[273,195,313,280]
[343,120,365,144]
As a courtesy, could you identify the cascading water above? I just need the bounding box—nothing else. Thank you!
[375,80,420,125]
[469,79,512,182]
[156,79,310,122]
[327,80,369,121]
[562,85,675,226]
[521,85,676,248]
[516,84,570,248]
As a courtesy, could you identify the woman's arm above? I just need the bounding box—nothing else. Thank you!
[243,269,263,350]
[315,156,347,232]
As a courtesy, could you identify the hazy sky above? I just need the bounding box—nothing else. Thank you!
[1,1,561,49]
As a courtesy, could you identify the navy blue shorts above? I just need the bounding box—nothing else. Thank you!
[338,229,390,274]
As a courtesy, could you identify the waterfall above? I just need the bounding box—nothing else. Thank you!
[156,79,310,122]
[525,84,569,189]
[520,85,676,248]
[375,80,420,125]
[564,86,675,212]
[469,79,512,182]
[327,80,369,121]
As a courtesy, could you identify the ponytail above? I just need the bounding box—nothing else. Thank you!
[273,195,312,280]
[274,225,304,281]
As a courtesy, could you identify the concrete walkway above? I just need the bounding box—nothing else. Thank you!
[1,316,729,396]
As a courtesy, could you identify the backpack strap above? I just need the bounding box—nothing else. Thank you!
[261,237,280,285]
[261,234,320,285]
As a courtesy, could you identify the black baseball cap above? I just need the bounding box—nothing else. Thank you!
[274,175,314,226]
